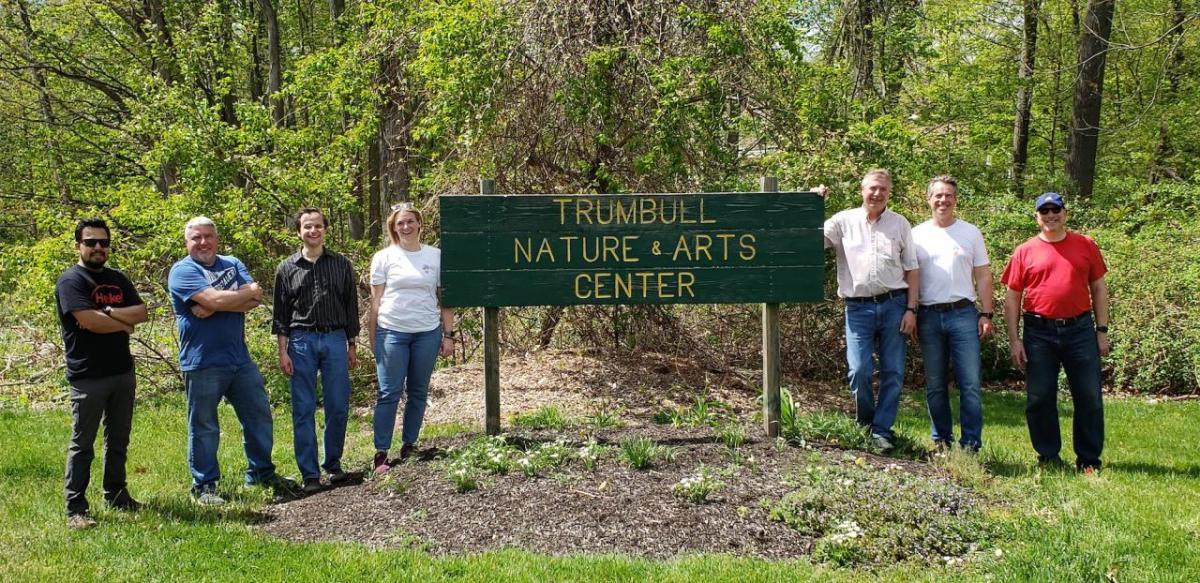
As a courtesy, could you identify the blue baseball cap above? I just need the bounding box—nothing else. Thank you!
[1034,192,1064,210]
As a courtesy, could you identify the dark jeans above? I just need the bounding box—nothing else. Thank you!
[65,368,136,516]
[1023,313,1104,468]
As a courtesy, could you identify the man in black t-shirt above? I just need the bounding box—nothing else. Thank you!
[55,218,148,529]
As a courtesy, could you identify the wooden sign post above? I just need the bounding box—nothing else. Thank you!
[441,181,824,436]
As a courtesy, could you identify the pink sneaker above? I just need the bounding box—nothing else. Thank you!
[373,451,391,474]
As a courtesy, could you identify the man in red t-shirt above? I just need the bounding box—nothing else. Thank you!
[1001,192,1110,472]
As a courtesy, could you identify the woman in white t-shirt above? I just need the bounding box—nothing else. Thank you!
[368,203,455,473]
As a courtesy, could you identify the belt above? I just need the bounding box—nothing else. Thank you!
[1023,312,1090,327]
[846,289,907,303]
[921,298,974,312]
[295,325,343,333]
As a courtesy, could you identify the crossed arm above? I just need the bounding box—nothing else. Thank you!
[189,282,263,318]
[72,304,148,335]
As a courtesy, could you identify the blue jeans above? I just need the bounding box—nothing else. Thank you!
[845,294,907,440]
[1023,313,1104,468]
[374,325,441,451]
[184,362,277,492]
[918,305,983,448]
[287,329,351,480]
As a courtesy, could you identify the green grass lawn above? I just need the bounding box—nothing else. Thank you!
[2,390,1198,582]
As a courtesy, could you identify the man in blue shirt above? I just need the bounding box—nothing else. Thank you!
[168,216,296,504]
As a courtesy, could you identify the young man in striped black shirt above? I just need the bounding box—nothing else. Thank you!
[273,207,360,494]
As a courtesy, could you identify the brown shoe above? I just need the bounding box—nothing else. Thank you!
[398,443,416,462]
[68,513,97,530]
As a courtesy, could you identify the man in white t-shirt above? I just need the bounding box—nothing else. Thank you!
[912,175,994,452]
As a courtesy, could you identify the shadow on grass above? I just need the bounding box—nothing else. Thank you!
[143,497,272,526]
[1105,461,1200,479]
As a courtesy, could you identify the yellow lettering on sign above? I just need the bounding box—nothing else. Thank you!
[514,237,533,263]
[554,198,572,225]
[693,234,713,261]
[700,198,716,224]
[716,233,736,260]
[574,273,590,299]
[672,235,692,261]
[639,198,657,224]
[739,234,757,261]
[560,235,578,262]
[576,198,595,225]
[678,271,696,297]
[615,199,634,224]
[537,238,556,263]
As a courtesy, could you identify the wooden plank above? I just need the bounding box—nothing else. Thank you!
[480,178,501,436]
[761,176,781,439]
[441,265,825,307]
[441,228,824,271]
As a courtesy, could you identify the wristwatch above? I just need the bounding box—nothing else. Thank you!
[443,329,458,340]
[103,305,113,316]
[978,312,993,320]
[1096,325,1109,333]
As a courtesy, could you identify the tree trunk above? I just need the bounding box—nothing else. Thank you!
[15,0,70,202]
[257,0,285,127]
[378,54,414,207]
[367,130,382,243]
[1065,0,1115,200]
[1011,0,1041,196]
[1149,0,1184,185]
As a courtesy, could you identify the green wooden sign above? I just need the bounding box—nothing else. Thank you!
[439,192,824,307]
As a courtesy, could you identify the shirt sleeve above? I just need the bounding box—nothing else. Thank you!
[369,250,388,285]
[898,219,919,271]
[168,262,211,304]
[970,225,990,267]
[234,257,254,285]
[822,216,840,250]
[271,262,291,336]
[1000,248,1025,291]
[1085,236,1108,282]
[343,257,360,341]
[56,272,94,315]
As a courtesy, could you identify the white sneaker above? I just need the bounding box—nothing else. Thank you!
[193,491,226,506]
[872,435,894,452]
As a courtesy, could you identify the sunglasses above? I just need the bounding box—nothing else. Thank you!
[81,238,111,248]
[1037,206,1063,215]
[391,202,415,212]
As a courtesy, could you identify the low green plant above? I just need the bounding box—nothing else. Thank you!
[518,439,574,477]
[768,462,991,566]
[716,422,746,450]
[447,435,517,475]
[583,400,624,428]
[577,439,607,471]
[618,436,675,470]
[511,406,572,430]
[673,466,725,503]
[447,462,479,493]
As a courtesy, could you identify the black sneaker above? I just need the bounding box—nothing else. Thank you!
[328,469,350,484]
[106,490,143,512]
[302,478,324,494]
[398,443,416,462]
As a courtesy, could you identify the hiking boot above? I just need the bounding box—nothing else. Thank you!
[872,435,894,452]
[193,490,226,506]
[67,513,97,530]
[373,451,391,474]
[302,478,324,494]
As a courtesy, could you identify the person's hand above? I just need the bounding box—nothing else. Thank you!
[190,304,214,319]
[978,317,994,338]
[278,351,293,377]
[348,346,358,369]
[813,184,830,198]
[900,310,917,336]
[244,282,263,301]
[1097,332,1110,357]
[439,337,454,358]
[1009,340,1027,371]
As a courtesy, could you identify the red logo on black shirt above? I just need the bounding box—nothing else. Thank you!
[92,284,124,307]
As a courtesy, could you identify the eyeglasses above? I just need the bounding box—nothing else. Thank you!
[81,238,111,248]
[1037,206,1063,215]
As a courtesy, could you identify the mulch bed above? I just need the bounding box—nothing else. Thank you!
[260,424,933,559]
